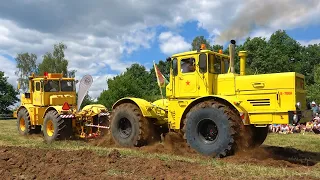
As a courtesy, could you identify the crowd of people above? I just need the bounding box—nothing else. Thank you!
[268,101,320,134]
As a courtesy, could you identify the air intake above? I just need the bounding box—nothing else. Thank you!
[247,99,270,106]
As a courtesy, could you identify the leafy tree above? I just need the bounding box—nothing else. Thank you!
[15,53,38,92]
[68,70,77,78]
[97,62,169,109]
[191,36,212,50]
[80,93,95,109]
[306,65,320,103]
[0,71,19,114]
[212,45,223,52]
[38,42,69,77]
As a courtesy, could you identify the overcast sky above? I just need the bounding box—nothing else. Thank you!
[1,0,320,99]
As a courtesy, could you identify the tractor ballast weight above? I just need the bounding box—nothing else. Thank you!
[109,40,313,158]
[16,73,110,143]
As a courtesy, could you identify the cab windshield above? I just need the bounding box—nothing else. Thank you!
[61,80,75,92]
[44,80,60,92]
[44,80,75,92]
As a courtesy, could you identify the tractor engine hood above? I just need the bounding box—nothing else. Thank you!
[50,94,76,106]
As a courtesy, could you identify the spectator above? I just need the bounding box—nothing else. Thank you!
[305,121,314,132]
[279,124,290,134]
[313,120,320,134]
[292,124,301,133]
[272,124,280,133]
[314,113,320,121]
[311,101,319,117]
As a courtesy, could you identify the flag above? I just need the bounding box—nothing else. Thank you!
[153,61,168,88]
[77,74,93,111]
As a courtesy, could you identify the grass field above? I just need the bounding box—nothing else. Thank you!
[1,119,320,179]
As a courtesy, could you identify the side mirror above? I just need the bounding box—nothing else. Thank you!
[166,57,171,62]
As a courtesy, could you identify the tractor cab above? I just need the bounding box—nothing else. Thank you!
[22,72,76,108]
[165,42,240,99]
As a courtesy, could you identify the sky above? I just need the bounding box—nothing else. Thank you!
[1,0,320,100]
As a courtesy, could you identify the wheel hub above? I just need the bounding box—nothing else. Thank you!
[46,120,54,137]
[198,119,219,143]
[19,118,25,131]
[118,118,132,138]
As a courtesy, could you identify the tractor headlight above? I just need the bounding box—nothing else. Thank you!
[293,114,298,124]
[296,102,301,109]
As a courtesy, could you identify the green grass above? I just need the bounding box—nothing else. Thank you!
[1,119,320,179]
[264,132,320,152]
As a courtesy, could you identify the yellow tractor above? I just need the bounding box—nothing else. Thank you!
[16,73,110,143]
[109,40,313,157]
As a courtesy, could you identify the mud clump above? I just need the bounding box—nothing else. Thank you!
[107,149,121,163]
[138,132,199,158]
[89,131,116,147]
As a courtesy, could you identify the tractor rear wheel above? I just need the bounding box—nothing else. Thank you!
[110,103,154,147]
[183,100,243,158]
[246,125,269,147]
[17,108,32,136]
[43,110,69,143]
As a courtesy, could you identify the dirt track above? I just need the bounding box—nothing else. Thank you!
[1,132,319,179]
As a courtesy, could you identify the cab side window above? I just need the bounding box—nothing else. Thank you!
[208,54,221,74]
[199,53,207,73]
[214,56,221,73]
[35,82,40,91]
[181,58,195,73]
[172,58,178,76]
[224,58,229,73]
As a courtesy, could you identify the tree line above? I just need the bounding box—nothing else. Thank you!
[1,29,320,113]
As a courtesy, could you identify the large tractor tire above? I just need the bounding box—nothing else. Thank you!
[43,110,70,143]
[183,100,244,158]
[110,103,154,147]
[246,125,269,147]
[17,108,32,136]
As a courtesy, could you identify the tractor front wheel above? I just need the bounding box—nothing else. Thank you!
[17,108,32,136]
[110,103,154,147]
[43,110,69,143]
[184,100,243,158]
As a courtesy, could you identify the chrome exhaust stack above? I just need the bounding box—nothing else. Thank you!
[229,40,236,73]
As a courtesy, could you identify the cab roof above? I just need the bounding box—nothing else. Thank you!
[171,49,230,59]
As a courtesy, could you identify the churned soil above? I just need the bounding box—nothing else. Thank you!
[0,143,319,180]
[1,131,319,179]
[0,145,221,180]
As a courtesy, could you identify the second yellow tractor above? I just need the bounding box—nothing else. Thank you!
[16,73,110,143]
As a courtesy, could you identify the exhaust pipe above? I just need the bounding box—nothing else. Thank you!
[229,40,236,73]
[239,51,247,76]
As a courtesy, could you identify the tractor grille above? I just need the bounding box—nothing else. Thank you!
[247,99,270,106]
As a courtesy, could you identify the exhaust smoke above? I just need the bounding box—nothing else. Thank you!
[215,0,319,44]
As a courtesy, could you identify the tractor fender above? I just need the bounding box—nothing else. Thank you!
[112,97,155,117]
[16,104,36,118]
[17,105,33,115]
[43,106,67,118]
[180,95,247,128]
